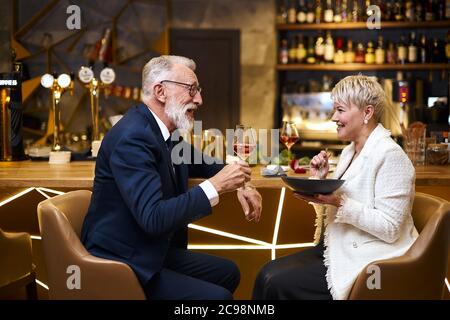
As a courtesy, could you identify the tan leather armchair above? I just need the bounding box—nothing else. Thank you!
[348,192,450,299]
[0,228,37,299]
[37,190,145,300]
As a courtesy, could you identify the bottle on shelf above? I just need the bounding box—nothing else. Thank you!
[279,39,289,64]
[334,37,345,64]
[415,1,424,21]
[446,31,450,63]
[397,36,407,64]
[288,36,298,63]
[296,34,307,63]
[306,0,315,23]
[334,0,342,23]
[352,0,361,22]
[297,0,307,23]
[425,0,435,21]
[365,0,374,21]
[324,31,335,63]
[306,36,316,64]
[386,41,397,64]
[344,39,355,63]
[288,0,298,24]
[438,0,445,20]
[341,0,349,22]
[394,0,405,21]
[365,41,376,64]
[405,0,415,22]
[315,32,325,63]
[324,0,334,23]
[355,42,366,63]
[315,0,323,24]
[277,0,288,24]
[446,0,450,20]
[408,32,418,63]
[385,0,395,21]
[375,36,385,64]
[419,34,428,63]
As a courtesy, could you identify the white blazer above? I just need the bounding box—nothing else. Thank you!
[312,123,419,300]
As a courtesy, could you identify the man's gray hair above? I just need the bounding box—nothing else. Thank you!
[141,55,196,99]
[331,74,388,121]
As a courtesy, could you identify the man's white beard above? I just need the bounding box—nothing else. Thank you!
[164,99,195,131]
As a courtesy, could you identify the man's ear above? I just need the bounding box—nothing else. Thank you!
[364,104,375,121]
[153,83,166,103]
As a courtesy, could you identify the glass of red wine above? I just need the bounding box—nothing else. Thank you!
[233,124,257,162]
[280,121,299,169]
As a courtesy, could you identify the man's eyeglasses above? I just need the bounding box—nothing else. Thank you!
[160,80,202,97]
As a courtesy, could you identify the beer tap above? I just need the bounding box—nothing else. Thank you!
[78,65,115,157]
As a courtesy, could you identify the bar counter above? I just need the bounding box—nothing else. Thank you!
[1,161,450,188]
[1,161,449,300]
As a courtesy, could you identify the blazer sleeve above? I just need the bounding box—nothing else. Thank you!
[334,147,415,243]
[109,129,213,237]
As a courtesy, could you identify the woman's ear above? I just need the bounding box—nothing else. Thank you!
[153,83,166,103]
[364,104,375,122]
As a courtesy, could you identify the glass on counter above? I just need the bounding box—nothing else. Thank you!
[426,144,449,165]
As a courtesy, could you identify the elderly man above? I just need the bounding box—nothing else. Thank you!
[81,55,262,300]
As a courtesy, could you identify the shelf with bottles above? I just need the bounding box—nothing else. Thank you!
[278,30,450,68]
[277,0,450,27]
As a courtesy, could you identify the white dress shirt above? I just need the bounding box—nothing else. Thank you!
[148,108,219,207]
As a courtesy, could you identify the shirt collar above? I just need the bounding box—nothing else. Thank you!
[148,108,170,141]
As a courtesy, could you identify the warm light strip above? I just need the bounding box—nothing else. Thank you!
[35,279,49,290]
[271,187,286,260]
[188,223,271,246]
[35,188,51,199]
[275,242,316,249]
[31,235,42,240]
[36,187,65,195]
[188,245,269,250]
[0,187,35,207]
[445,278,450,293]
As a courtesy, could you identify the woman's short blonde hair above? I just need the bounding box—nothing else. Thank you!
[331,75,388,121]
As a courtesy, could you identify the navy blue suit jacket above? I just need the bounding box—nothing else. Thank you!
[81,103,224,285]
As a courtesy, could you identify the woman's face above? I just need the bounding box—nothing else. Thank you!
[331,101,366,141]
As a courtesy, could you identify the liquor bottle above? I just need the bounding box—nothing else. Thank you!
[288,0,297,24]
[324,0,334,22]
[97,28,113,67]
[375,36,385,64]
[315,32,325,62]
[446,0,450,20]
[297,0,307,23]
[344,39,355,63]
[277,1,288,24]
[288,36,298,63]
[415,1,424,21]
[306,36,317,63]
[386,41,397,64]
[425,0,435,21]
[324,31,335,63]
[280,39,289,64]
[296,34,307,63]
[352,0,361,22]
[341,0,349,22]
[365,41,375,64]
[334,37,345,63]
[394,0,404,21]
[385,0,395,21]
[306,1,316,23]
[315,0,323,23]
[405,0,415,21]
[446,31,450,63]
[334,0,342,22]
[365,0,373,20]
[397,36,407,64]
[355,42,365,63]
[408,32,418,63]
[438,0,445,20]
[419,34,428,63]
[430,38,445,62]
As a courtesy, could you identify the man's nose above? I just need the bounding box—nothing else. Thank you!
[193,91,203,106]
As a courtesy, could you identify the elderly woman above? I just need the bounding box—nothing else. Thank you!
[253,75,418,300]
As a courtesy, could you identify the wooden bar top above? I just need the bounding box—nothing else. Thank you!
[0,161,450,188]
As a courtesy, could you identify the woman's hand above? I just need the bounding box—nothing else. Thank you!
[294,192,342,207]
[310,150,330,179]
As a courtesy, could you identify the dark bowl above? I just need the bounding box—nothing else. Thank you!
[281,176,345,195]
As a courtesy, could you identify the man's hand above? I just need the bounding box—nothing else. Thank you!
[208,163,251,194]
[293,192,342,207]
[237,187,262,222]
